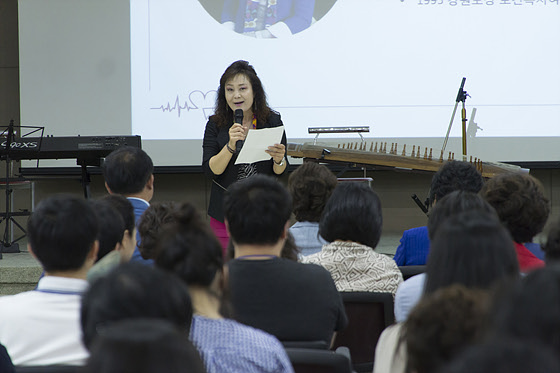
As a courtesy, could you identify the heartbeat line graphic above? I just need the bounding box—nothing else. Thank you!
[150,90,216,118]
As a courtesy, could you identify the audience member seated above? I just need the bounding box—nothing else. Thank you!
[393,161,484,266]
[80,262,193,350]
[225,175,348,346]
[137,201,180,261]
[489,265,560,356]
[288,162,337,256]
[373,210,519,373]
[0,195,99,366]
[155,202,294,373]
[102,146,155,264]
[543,218,560,264]
[87,195,136,283]
[481,172,549,273]
[394,191,498,322]
[83,319,206,373]
[302,182,403,294]
[442,337,560,373]
[403,285,488,373]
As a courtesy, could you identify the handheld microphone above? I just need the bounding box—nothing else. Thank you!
[411,194,429,215]
[234,109,244,153]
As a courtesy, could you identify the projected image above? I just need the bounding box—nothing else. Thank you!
[198,0,338,38]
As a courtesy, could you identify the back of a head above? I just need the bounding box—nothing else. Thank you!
[404,284,489,373]
[319,182,382,249]
[288,162,338,222]
[84,318,206,373]
[27,194,99,273]
[81,262,193,350]
[491,265,560,355]
[424,210,519,295]
[102,146,153,195]
[442,337,560,373]
[224,175,292,245]
[90,199,125,260]
[481,172,550,243]
[100,194,136,236]
[156,202,223,288]
[137,201,181,260]
[427,190,497,241]
[429,161,484,205]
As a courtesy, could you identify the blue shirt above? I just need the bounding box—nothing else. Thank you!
[190,315,294,373]
[126,197,153,265]
[289,221,327,257]
[393,226,430,266]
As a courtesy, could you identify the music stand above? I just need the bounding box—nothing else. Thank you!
[0,121,44,256]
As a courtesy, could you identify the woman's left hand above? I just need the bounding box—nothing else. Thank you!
[266,143,285,164]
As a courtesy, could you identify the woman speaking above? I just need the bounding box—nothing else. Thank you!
[202,60,287,253]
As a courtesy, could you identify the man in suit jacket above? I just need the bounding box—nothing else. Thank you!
[103,146,155,264]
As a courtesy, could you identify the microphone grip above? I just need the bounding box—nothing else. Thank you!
[236,140,244,153]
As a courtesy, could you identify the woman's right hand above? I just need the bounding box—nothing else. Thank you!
[228,123,246,149]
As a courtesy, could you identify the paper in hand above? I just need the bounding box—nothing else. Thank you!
[235,126,285,165]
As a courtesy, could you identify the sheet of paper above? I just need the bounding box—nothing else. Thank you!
[235,126,285,165]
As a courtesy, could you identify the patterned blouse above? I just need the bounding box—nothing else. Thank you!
[302,241,403,294]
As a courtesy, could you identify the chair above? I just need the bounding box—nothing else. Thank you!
[332,292,395,373]
[286,348,353,373]
[282,340,329,350]
[398,265,426,280]
[15,366,80,373]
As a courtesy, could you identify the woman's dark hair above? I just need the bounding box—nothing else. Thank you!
[319,182,382,249]
[424,210,520,295]
[84,318,206,373]
[427,190,497,241]
[210,60,271,128]
[404,285,489,373]
[81,262,193,350]
[491,265,560,356]
[155,202,223,288]
[543,218,560,263]
[288,162,338,222]
[481,172,550,243]
[137,202,180,260]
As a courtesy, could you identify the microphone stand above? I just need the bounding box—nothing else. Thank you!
[442,77,470,161]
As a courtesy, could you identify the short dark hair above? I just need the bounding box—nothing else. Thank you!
[90,199,125,261]
[424,210,520,295]
[481,172,550,243]
[288,162,338,222]
[224,175,292,245]
[102,147,153,195]
[81,262,193,350]
[543,218,560,263]
[137,202,180,260]
[319,182,383,249]
[429,161,484,206]
[156,202,223,288]
[100,194,136,237]
[84,319,206,373]
[27,194,98,272]
[427,190,497,241]
[405,285,489,373]
[210,60,271,128]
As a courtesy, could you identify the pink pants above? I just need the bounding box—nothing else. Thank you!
[210,217,230,258]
